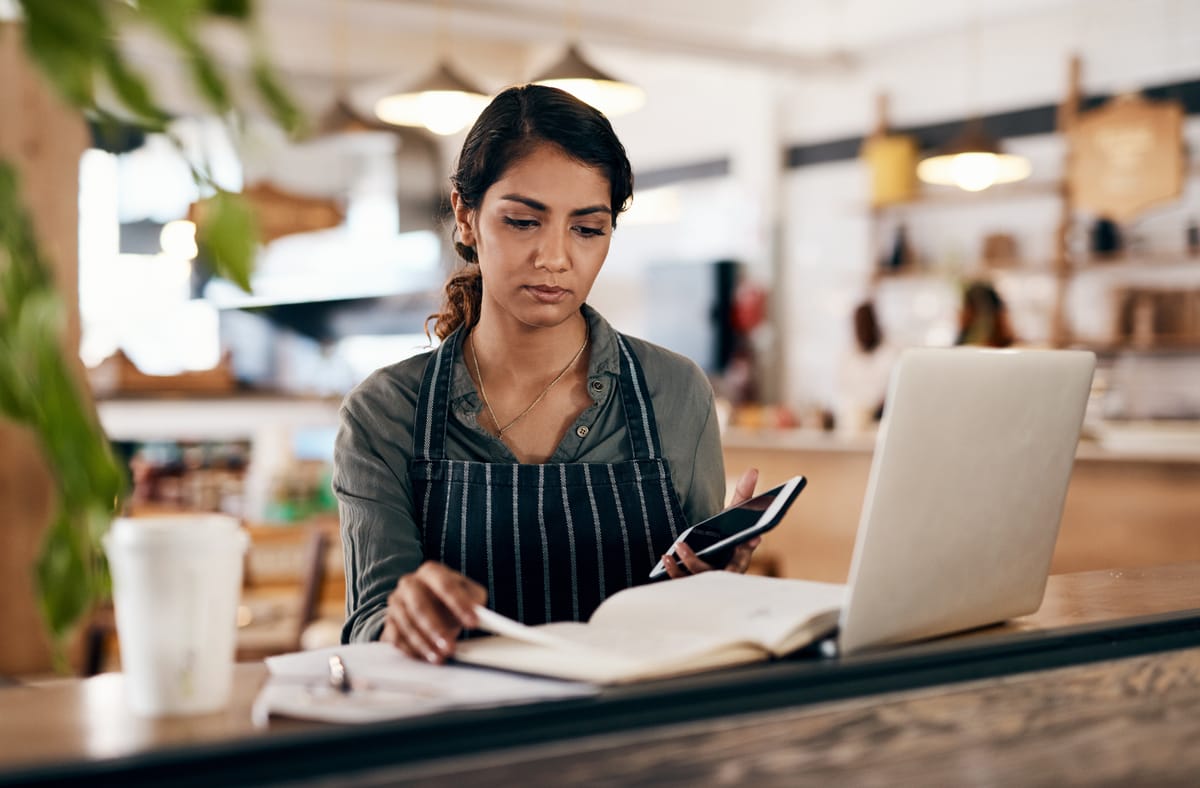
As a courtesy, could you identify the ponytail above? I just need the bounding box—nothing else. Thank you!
[428,247,482,341]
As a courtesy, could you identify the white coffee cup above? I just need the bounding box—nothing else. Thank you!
[103,514,248,717]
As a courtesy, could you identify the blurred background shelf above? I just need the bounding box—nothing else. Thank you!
[96,394,341,443]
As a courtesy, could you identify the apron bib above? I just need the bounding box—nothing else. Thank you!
[409,329,687,625]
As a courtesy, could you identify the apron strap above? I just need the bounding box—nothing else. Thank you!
[412,328,460,462]
[615,334,664,461]
[415,329,665,463]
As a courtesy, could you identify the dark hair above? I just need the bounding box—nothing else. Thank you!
[957,281,1016,348]
[429,84,634,340]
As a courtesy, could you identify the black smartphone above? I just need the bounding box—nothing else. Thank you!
[649,475,806,579]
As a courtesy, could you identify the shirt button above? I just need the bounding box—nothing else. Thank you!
[590,380,604,392]
[576,425,590,438]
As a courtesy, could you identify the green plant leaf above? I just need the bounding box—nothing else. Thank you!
[98,44,171,130]
[1,161,128,668]
[8,0,291,671]
[136,0,208,36]
[253,57,305,138]
[35,511,92,643]
[197,191,258,292]
[0,165,54,314]
[17,0,109,108]
[138,0,233,114]
[184,38,233,113]
[206,0,253,19]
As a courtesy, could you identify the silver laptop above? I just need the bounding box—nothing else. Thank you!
[837,347,1096,655]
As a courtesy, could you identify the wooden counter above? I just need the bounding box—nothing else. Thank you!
[2,563,1199,786]
[389,643,1200,786]
[723,428,1200,582]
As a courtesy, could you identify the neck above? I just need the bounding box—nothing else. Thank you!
[470,306,589,382]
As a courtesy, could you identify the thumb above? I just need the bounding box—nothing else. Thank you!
[731,467,759,506]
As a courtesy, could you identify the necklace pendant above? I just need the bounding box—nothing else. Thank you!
[470,326,590,440]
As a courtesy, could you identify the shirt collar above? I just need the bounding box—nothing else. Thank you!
[448,303,620,408]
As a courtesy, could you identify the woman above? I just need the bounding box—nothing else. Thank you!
[835,299,896,432]
[335,84,760,664]
[956,281,1016,348]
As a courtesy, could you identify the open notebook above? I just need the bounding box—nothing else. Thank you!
[456,572,842,684]
[457,347,1096,684]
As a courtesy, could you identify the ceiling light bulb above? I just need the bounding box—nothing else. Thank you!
[533,44,645,117]
[917,120,1032,192]
[374,63,490,136]
[950,152,1000,192]
[160,219,198,260]
[376,90,490,136]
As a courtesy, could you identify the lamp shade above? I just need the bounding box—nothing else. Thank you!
[374,62,490,136]
[533,44,645,117]
[917,118,1031,192]
[310,97,387,140]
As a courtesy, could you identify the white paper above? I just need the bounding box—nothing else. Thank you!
[252,642,596,725]
[473,606,602,651]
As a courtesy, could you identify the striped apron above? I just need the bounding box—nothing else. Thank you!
[409,329,687,625]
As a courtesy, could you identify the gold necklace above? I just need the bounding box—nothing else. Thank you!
[470,325,589,438]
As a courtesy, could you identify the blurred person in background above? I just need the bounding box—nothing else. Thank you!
[956,281,1016,348]
[334,85,761,663]
[836,299,897,433]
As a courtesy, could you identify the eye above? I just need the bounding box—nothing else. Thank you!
[502,217,538,230]
[574,225,607,238]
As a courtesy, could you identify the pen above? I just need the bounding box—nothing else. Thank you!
[328,654,352,693]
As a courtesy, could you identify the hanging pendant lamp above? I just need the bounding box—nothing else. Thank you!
[374,62,490,136]
[917,117,1031,192]
[532,43,645,117]
[312,97,386,138]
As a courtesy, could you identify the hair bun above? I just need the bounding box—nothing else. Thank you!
[454,241,478,264]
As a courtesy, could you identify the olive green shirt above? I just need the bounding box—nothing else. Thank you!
[334,305,726,643]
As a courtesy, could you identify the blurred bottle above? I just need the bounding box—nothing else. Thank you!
[885,223,914,271]
[1090,218,1122,258]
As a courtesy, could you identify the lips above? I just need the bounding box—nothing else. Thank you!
[524,285,570,304]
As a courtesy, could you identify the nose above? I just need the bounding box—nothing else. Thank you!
[534,228,570,273]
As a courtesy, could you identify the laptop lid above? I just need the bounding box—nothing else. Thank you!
[838,348,1096,655]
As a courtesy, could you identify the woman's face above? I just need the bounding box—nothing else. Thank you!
[454,142,613,330]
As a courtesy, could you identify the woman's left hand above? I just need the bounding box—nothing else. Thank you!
[662,467,760,578]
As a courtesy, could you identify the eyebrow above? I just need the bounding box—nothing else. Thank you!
[499,194,611,218]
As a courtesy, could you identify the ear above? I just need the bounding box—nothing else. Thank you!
[450,190,477,247]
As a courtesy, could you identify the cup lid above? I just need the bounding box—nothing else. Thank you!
[104,514,246,551]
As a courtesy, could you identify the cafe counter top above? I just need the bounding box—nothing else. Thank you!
[722,424,1200,582]
[722,421,1200,464]
[2,564,1200,786]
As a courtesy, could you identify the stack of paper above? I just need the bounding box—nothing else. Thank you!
[252,642,597,726]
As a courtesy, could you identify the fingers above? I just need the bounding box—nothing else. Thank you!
[387,585,444,663]
[730,467,760,506]
[382,562,488,664]
[672,541,716,576]
[420,563,487,628]
[662,551,689,579]
[726,536,761,574]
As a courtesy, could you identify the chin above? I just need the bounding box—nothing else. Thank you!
[512,300,582,329]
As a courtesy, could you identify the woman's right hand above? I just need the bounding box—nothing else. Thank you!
[380,561,487,664]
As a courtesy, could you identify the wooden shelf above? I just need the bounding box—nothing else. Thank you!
[873,255,1200,281]
[1070,254,1200,273]
[1070,340,1200,355]
[96,396,341,442]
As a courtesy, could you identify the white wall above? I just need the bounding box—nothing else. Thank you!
[586,0,1200,413]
